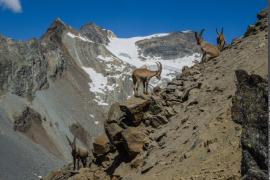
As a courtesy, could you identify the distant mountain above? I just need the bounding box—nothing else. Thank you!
[0,18,201,179]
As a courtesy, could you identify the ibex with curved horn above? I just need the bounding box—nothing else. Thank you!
[195,29,220,62]
[66,135,89,170]
[132,62,162,96]
[216,27,226,51]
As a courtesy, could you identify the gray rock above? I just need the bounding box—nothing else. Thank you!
[80,23,116,45]
[231,70,268,180]
[136,32,201,60]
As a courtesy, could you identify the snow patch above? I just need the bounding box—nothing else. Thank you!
[181,30,192,33]
[89,114,95,118]
[96,55,114,62]
[82,67,107,94]
[82,67,109,106]
[67,32,94,43]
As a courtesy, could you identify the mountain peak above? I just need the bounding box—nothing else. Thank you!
[80,23,116,44]
[41,18,72,43]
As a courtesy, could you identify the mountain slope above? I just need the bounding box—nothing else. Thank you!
[44,8,268,180]
[0,18,201,179]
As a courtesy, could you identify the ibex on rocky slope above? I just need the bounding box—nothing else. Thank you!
[195,29,220,62]
[66,135,89,170]
[132,62,162,96]
[216,27,226,51]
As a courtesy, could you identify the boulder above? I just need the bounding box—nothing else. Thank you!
[93,134,111,156]
[107,103,126,124]
[148,97,163,115]
[122,127,145,157]
[104,123,123,146]
[231,70,268,180]
[119,97,151,126]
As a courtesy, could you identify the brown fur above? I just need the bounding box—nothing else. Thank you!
[195,29,220,62]
[132,62,162,96]
[216,28,226,51]
[66,135,89,170]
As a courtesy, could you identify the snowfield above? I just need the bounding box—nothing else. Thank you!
[107,34,201,84]
[68,31,201,106]
[82,67,109,106]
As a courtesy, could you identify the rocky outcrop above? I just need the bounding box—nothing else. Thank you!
[104,98,150,157]
[0,36,49,98]
[93,134,111,156]
[244,9,268,37]
[232,70,268,179]
[13,106,43,132]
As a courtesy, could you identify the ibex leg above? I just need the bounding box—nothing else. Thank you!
[77,158,80,170]
[135,80,140,96]
[145,81,149,95]
[143,80,146,94]
[82,158,87,167]
[73,157,76,170]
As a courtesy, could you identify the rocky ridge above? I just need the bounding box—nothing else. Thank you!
[45,9,268,180]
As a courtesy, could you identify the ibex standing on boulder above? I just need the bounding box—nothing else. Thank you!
[216,27,226,51]
[132,62,162,96]
[66,135,89,170]
[195,29,220,62]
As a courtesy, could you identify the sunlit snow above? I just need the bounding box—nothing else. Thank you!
[69,31,201,106]
[107,34,201,84]
[67,32,94,43]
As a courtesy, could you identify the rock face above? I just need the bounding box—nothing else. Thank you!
[80,23,116,45]
[232,70,268,179]
[245,9,268,37]
[0,35,49,98]
[93,134,111,156]
[136,31,201,59]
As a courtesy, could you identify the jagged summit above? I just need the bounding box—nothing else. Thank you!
[80,22,116,44]
[41,18,71,43]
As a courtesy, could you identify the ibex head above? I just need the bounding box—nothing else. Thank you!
[66,135,77,154]
[195,29,205,45]
[216,27,224,36]
[155,62,162,80]
[216,27,226,50]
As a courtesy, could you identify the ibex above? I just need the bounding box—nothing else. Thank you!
[216,27,226,51]
[66,135,89,170]
[132,62,162,96]
[195,29,220,62]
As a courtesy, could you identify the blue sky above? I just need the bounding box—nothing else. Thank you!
[0,0,267,44]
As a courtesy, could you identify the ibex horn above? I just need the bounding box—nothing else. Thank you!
[200,29,205,36]
[66,135,72,145]
[216,28,219,35]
